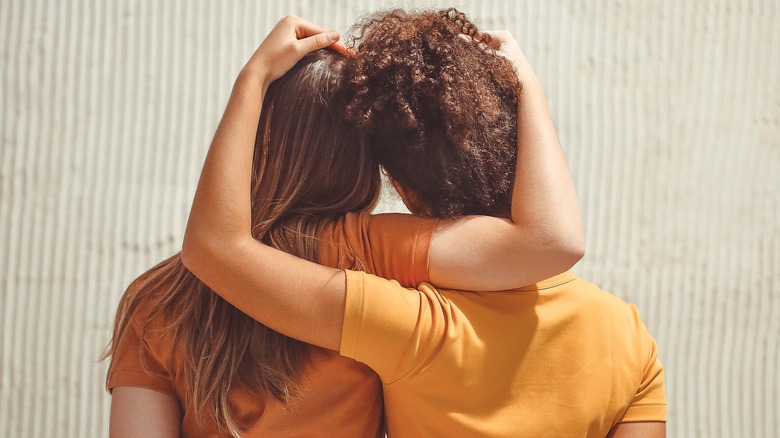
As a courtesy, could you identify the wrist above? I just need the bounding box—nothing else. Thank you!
[519,76,544,98]
[238,60,272,91]
[507,63,541,95]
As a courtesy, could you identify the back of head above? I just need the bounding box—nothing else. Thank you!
[255,49,381,239]
[345,8,521,218]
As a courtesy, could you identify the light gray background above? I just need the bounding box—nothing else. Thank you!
[1,0,778,436]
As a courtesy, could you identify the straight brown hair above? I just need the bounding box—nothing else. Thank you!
[104,50,381,436]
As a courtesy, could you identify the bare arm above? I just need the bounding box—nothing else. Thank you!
[430,31,583,290]
[110,387,181,438]
[181,15,349,350]
[607,422,666,438]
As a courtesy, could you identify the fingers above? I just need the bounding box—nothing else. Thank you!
[283,15,348,57]
[459,33,490,51]
[483,30,513,42]
[328,41,353,57]
[288,15,329,39]
[296,30,341,55]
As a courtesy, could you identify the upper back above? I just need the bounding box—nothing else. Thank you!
[340,271,666,437]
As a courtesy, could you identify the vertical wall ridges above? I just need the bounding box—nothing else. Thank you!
[0,1,778,436]
[0,0,15,431]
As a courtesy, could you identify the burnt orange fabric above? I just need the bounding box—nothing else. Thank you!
[107,212,437,437]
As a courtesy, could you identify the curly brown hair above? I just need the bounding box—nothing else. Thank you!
[345,8,522,217]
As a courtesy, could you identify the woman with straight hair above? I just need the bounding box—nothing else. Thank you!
[107,13,584,437]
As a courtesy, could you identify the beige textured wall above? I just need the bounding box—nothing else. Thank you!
[1,0,778,436]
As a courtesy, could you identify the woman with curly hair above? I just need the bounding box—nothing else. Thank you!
[107,11,586,438]
[183,9,666,437]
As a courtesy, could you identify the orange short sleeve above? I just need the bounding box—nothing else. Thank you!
[319,213,438,287]
[340,270,445,383]
[107,319,177,397]
[619,306,667,422]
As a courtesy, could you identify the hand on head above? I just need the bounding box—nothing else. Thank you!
[245,15,348,85]
[461,29,536,87]
[482,30,536,85]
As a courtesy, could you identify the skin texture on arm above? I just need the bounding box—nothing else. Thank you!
[109,387,181,438]
[607,422,666,438]
[429,31,583,291]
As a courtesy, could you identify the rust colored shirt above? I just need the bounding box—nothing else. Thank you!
[107,212,437,437]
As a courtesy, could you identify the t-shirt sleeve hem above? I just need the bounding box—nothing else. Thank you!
[414,218,438,285]
[107,369,177,397]
[617,403,667,423]
[339,270,365,359]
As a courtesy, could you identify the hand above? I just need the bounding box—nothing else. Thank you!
[483,30,538,88]
[244,15,347,85]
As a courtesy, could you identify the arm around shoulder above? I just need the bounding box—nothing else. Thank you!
[428,32,584,291]
[181,17,354,351]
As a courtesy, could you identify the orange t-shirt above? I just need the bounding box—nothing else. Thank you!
[341,270,667,437]
[107,212,437,437]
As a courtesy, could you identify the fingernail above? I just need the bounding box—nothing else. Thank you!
[328,31,340,42]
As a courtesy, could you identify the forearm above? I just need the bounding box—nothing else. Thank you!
[183,66,265,251]
[180,70,345,347]
[427,41,584,291]
[187,237,346,349]
[180,18,349,349]
[510,75,584,255]
[428,81,583,290]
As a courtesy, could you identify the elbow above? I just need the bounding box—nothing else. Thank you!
[548,218,585,269]
[180,229,217,278]
[568,233,586,263]
[180,233,200,274]
[181,226,249,280]
[564,239,585,269]
[558,235,585,270]
[541,231,585,273]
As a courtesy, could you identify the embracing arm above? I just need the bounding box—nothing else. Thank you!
[181,16,349,350]
[429,31,583,291]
